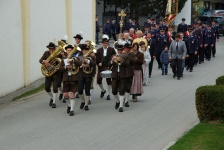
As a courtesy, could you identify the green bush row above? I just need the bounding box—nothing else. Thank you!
[196,76,224,122]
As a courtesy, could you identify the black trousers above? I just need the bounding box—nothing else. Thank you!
[188,53,195,70]
[78,77,92,96]
[125,77,133,93]
[205,45,212,59]
[156,55,162,68]
[198,46,204,62]
[171,58,182,77]
[112,76,126,96]
[148,57,154,76]
[212,44,216,56]
[45,73,60,93]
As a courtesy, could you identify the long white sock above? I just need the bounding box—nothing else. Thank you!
[90,89,94,101]
[58,87,63,94]
[47,92,53,99]
[85,96,89,106]
[65,98,70,107]
[80,94,85,103]
[125,93,130,103]
[114,94,119,103]
[98,84,105,92]
[119,95,124,108]
[107,85,111,95]
[70,98,75,111]
[53,93,58,104]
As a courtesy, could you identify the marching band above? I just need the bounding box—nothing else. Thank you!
[39,15,220,116]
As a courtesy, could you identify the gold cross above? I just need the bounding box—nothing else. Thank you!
[118,10,126,21]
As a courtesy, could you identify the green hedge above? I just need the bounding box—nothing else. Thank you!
[196,85,224,122]
[216,76,224,85]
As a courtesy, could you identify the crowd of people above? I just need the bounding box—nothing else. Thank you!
[39,16,220,116]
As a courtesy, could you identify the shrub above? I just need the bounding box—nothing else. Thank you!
[196,85,224,122]
[216,76,224,85]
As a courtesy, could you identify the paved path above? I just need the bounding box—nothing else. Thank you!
[0,38,224,150]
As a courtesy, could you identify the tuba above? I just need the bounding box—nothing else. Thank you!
[82,41,95,74]
[41,41,67,77]
[67,45,81,75]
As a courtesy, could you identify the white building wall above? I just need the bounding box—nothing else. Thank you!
[72,0,95,43]
[0,0,24,97]
[175,0,192,25]
[0,0,95,97]
[30,0,67,82]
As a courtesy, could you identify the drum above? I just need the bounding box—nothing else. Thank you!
[101,70,112,78]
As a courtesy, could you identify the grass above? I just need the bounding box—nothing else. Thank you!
[169,123,224,150]
[13,84,45,101]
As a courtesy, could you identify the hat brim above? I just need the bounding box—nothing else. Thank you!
[46,46,56,48]
[73,36,83,40]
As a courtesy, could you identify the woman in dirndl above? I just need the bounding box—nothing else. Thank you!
[130,42,144,102]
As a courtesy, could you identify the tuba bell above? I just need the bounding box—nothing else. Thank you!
[67,45,81,75]
[41,41,67,77]
[82,41,95,74]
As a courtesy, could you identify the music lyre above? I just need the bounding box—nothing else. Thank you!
[118,10,126,33]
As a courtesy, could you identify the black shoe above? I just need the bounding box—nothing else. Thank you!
[213,55,215,57]
[76,94,79,98]
[52,103,56,108]
[165,73,167,75]
[149,75,151,78]
[186,66,189,71]
[80,102,85,109]
[180,74,183,77]
[69,111,74,116]
[208,59,210,61]
[84,105,89,111]
[100,90,106,98]
[67,106,70,113]
[59,94,63,100]
[190,70,193,72]
[115,102,120,109]
[177,77,180,80]
[106,95,110,100]
[49,99,53,106]
[199,62,201,64]
[62,99,66,103]
[173,74,176,78]
[124,102,129,107]
[162,73,164,75]
[119,107,123,112]
[88,100,91,105]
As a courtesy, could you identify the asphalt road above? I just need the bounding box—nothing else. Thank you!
[0,37,224,150]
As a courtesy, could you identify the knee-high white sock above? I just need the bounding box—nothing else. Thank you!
[119,95,124,108]
[98,84,105,92]
[65,98,70,107]
[90,89,94,101]
[47,92,53,99]
[58,87,63,94]
[70,98,75,111]
[53,93,58,104]
[107,85,111,95]
[80,94,85,103]
[114,94,119,103]
[85,96,89,106]
[125,93,130,103]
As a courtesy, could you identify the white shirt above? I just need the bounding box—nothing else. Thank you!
[103,47,108,56]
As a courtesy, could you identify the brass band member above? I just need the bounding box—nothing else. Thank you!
[39,42,62,108]
[78,44,96,111]
[109,40,129,112]
[61,45,81,116]
[96,35,116,100]
[85,40,97,104]
[130,42,144,102]
[123,41,135,107]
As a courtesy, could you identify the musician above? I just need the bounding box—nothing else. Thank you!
[146,32,156,78]
[73,33,83,46]
[130,42,144,102]
[211,19,219,57]
[204,24,215,61]
[109,40,129,112]
[61,45,82,116]
[39,42,62,108]
[96,35,116,100]
[123,41,135,107]
[85,40,97,104]
[78,44,96,111]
